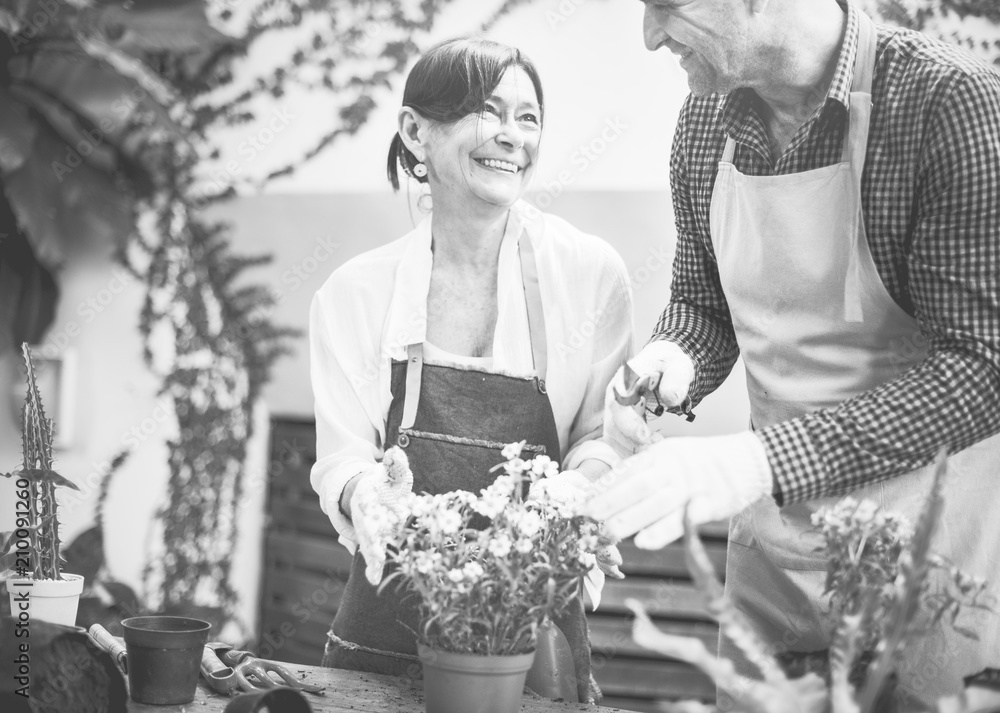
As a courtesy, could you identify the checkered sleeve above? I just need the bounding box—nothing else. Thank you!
[650,96,741,408]
[761,68,1000,504]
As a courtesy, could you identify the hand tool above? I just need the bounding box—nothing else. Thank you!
[206,642,326,696]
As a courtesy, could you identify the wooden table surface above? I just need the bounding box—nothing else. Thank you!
[126,660,632,712]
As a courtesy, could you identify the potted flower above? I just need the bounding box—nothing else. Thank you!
[1,343,83,626]
[378,442,603,713]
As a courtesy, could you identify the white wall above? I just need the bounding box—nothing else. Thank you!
[206,0,687,195]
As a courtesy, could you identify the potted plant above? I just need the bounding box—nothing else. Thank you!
[377,442,603,713]
[1,343,83,627]
[627,452,996,713]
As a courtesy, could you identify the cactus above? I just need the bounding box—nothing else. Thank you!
[0,344,80,580]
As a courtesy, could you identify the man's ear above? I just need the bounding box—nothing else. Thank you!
[398,106,428,161]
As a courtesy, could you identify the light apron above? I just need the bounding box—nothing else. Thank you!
[711,9,1000,706]
[322,236,594,702]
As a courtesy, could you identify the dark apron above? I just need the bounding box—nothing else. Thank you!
[322,236,593,699]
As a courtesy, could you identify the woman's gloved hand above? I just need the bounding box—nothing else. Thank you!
[348,447,414,584]
[603,340,695,457]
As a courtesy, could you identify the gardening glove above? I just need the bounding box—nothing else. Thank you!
[350,446,414,585]
[580,523,625,611]
[581,432,772,549]
[603,340,695,457]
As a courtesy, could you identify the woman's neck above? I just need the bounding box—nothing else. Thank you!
[428,199,511,272]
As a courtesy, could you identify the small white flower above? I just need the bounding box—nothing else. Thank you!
[436,510,462,534]
[514,511,543,538]
[447,568,465,583]
[530,455,552,476]
[487,535,512,558]
[852,499,879,525]
[462,562,485,581]
[415,551,441,575]
[502,441,526,460]
[503,458,528,476]
[475,479,514,518]
[485,475,517,498]
[515,538,534,554]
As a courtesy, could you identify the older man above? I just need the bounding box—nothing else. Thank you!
[585,0,1000,704]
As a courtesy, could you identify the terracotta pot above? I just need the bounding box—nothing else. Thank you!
[418,644,535,713]
[6,573,84,627]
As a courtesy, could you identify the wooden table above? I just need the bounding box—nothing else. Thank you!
[126,660,632,712]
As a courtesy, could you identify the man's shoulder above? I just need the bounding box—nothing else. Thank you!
[878,24,1000,89]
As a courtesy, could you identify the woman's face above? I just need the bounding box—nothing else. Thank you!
[424,67,542,209]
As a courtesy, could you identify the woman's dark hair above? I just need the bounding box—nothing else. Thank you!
[387,37,544,191]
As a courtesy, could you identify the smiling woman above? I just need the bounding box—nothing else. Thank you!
[308,37,635,704]
[386,38,544,192]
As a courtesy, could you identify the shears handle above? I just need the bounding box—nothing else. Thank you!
[613,370,695,422]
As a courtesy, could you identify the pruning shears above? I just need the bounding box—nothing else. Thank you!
[613,362,695,422]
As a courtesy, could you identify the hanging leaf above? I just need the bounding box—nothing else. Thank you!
[0,211,59,349]
[62,526,104,587]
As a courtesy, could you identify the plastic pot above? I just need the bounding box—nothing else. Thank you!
[418,644,535,713]
[6,574,84,627]
[122,615,211,705]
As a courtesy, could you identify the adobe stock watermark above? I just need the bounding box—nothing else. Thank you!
[546,0,589,29]
[222,232,340,346]
[37,267,137,358]
[202,106,297,195]
[5,0,62,52]
[523,116,628,218]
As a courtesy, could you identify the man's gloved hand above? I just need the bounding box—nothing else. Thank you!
[603,341,696,457]
[350,447,414,584]
[582,432,773,549]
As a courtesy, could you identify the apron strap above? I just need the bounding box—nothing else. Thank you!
[722,136,737,164]
[851,5,876,95]
[842,7,877,164]
[400,343,423,430]
[843,8,878,320]
[518,233,549,393]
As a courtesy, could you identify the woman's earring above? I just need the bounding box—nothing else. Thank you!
[413,162,427,178]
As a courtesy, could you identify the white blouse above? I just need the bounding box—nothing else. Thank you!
[309,200,634,552]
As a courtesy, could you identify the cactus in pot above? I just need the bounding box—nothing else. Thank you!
[2,343,83,625]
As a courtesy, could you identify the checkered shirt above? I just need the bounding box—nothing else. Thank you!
[651,1,1000,505]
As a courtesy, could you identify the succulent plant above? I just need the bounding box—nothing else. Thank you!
[1,343,80,581]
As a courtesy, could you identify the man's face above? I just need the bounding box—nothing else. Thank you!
[641,0,752,95]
